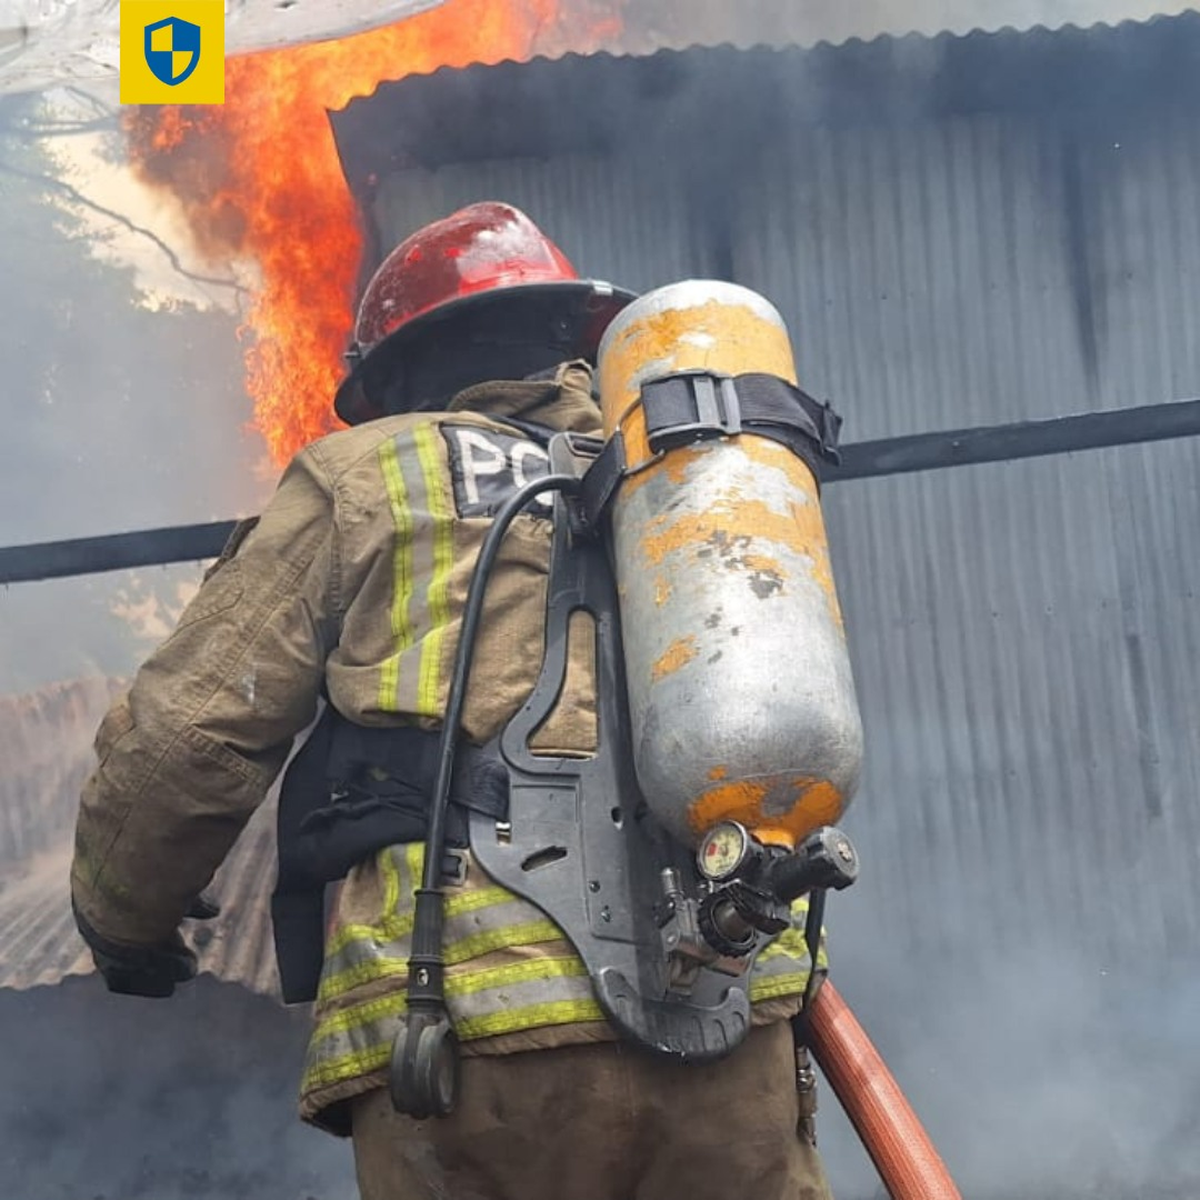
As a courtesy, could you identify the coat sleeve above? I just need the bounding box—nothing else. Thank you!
[71,443,342,947]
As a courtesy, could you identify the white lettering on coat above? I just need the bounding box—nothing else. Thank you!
[455,429,509,507]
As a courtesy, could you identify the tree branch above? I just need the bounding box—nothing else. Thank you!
[15,115,120,137]
[0,157,247,298]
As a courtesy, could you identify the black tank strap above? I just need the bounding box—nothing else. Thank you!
[578,370,842,532]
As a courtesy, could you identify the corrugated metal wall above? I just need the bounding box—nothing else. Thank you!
[374,152,722,293]
[373,93,1200,963]
[733,101,1200,963]
[370,39,1200,1195]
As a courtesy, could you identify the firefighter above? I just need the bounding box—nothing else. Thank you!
[71,202,834,1200]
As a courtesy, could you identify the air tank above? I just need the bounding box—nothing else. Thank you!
[596,280,864,850]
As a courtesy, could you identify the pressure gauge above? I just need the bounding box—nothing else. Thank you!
[697,821,752,882]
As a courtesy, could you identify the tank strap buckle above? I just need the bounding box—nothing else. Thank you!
[641,369,842,466]
[576,371,843,532]
[641,369,745,452]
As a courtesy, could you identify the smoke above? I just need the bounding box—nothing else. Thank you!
[0,679,356,1198]
[8,675,1198,1200]
[0,977,354,1200]
[6,13,1200,1200]
[814,914,1200,1198]
[806,463,1200,1199]
[0,89,269,694]
[110,576,203,649]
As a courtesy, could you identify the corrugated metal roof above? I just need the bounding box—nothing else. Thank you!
[0,678,120,870]
[0,679,281,997]
[719,91,1200,1195]
[332,14,1200,185]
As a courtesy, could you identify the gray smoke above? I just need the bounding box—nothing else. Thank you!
[6,14,1200,1199]
[0,678,360,1199]
[815,904,1200,1198]
[0,89,267,692]
[0,977,354,1200]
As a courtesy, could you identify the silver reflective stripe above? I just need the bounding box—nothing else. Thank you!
[446,960,597,1029]
[318,845,570,1004]
[382,424,452,717]
[303,957,603,1095]
[317,846,412,1002]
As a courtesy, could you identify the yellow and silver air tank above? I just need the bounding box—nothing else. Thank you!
[596,280,864,851]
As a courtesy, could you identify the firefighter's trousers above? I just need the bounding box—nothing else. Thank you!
[351,1019,833,1200]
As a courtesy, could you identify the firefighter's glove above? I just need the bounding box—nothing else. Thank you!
[72,895,219,999]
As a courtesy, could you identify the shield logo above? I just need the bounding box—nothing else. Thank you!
[143,17,201,87]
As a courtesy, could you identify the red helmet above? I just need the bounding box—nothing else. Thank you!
[335,202,636,424]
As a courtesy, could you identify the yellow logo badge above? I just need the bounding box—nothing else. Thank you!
[120,1,225,105]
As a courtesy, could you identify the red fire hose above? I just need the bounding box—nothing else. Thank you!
[807,980,963,1200]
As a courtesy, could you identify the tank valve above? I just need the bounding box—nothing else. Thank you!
[694,822,859,955]
[765,825,859,904]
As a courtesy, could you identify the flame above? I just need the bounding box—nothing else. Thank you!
[125,0,625,467]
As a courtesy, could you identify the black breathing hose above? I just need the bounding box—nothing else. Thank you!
[802,885,827,1013]
[408,473,582,987]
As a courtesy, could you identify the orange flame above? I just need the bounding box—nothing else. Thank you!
[125,0,625,466]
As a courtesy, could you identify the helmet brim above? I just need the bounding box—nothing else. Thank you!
[334,280,637,426]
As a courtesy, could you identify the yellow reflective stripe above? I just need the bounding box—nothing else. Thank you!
[750,971,812,1002]
[304,961,600,1093]
[305,965,805,1096]
[453,954,588,997]
[303,995,605,1093]
[314,957,590,1045]
[318,916,568,1003]
[377,439,415,712]
[413,423,454,717]
[309,991,400,1055]
[318,956,409,1000]
[448,885,518,918]
[322,846,405,960]
[323,847,511,972]
[304,1041,391,1093]
[760,926,824,958]
[319,841,561,1003]
[389,432,433,710]
[757,926,828,971]
[751,902,818,997]
[444,919,563,965]
[460,999,603,1039]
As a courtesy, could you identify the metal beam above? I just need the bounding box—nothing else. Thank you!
[3,397,1200,585]
[0,521,238,586]
[826,396,1200,481]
